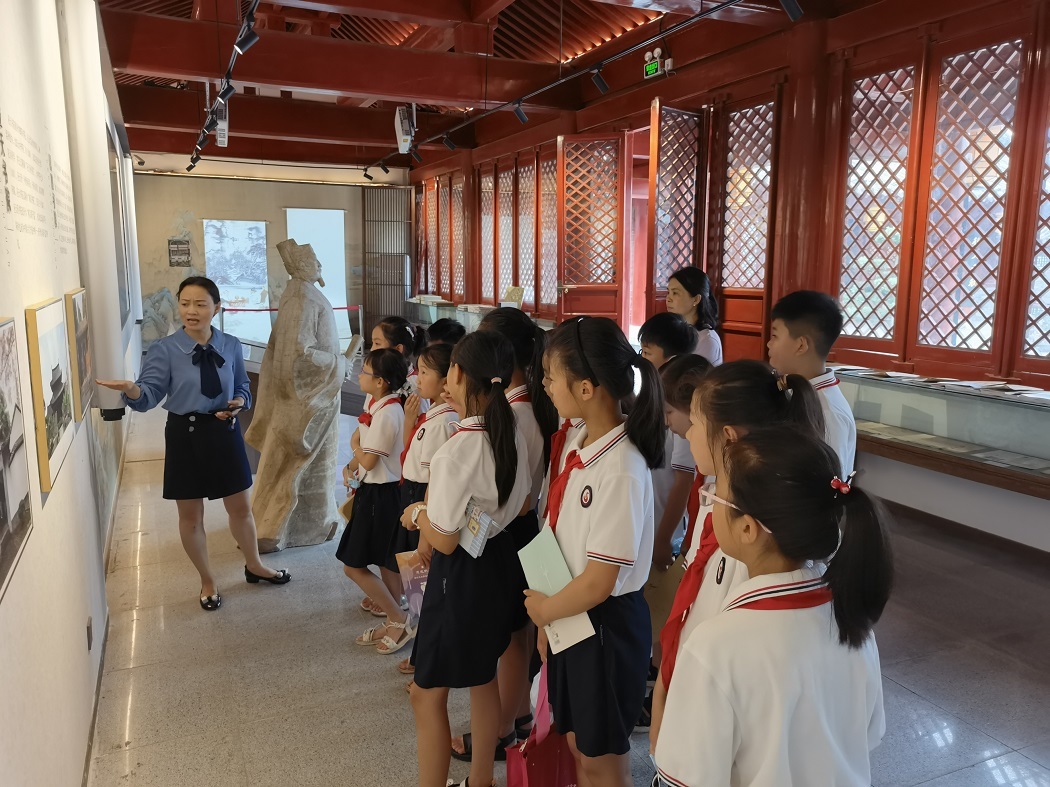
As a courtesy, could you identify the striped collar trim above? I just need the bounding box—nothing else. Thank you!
[451,415,486,434]
[368,393,401,414]
[570,423,628,468]
[507,384,530,404]
[425,403,456,422]
[723,575,828,613]
[811,370,839,390]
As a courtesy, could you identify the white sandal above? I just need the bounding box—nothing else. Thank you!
[355,624,388,646]
[376,621,413,655]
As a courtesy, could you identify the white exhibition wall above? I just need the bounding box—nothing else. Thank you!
[0,1,139,784]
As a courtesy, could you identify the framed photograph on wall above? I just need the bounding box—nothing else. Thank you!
[0,318,33,601]
[64,288,92,420]
[25,299,74,493]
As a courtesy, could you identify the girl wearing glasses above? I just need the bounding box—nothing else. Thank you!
[649,359,825,753]
[654,429,890,786]
[523,317,666,787]
[337,348,413,655]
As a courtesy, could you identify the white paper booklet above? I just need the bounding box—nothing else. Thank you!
[517,526,596,654]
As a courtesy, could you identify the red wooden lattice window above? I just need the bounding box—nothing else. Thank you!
[518,159,537,308]
[721,102,775,290]
[452,178,466,303]
[438,179,451,299]
[426,180,439,295]
[480,170,495,303]
[562,139,621,286]
[537,156,559,316]
[839,67,915,341]
[653,107,703,291]
[1024,130,1050,360]
[497,166,516,300]
[916,40,1023,352]
[414,186,425,295]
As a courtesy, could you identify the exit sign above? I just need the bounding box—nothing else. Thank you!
[644,59,662,79]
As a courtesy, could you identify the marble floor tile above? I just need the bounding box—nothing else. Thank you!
[1021,737,1050,770]
[874,601,967,667]
[104,600,228,672]
[871,679,1009,786]
[89,731,248,787]
[884,642,1050,750]
[919,752,1050,787]
[92,654,240,755]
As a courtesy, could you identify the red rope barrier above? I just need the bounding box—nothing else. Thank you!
[221,305,361,313]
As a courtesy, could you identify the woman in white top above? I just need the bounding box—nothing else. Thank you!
[403,331,531,787]
[665,267,723,366]
[655,429,890,786]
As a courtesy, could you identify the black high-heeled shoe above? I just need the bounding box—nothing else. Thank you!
[200,590,221,611]
[244,566,291,585]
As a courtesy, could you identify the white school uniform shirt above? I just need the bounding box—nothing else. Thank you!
[402,402,457,484]
[656,565,885,787]
[508,385,545,506]
[811,370,856,479]
[652,433,696,534]
[545,422,654,596]
[358,393,405,484]
[694,328,723,366]
[427,416,531,538]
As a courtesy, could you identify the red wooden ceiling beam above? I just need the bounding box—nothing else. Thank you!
[471,0,518,23]
[193,0,241,23]
[117,84,467,148]
[261,0,471,27]
[102,9,573,109]
[128,127,405,166]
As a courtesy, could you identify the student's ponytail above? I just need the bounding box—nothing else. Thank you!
[724,430,894,649]
[824,489,894,648]
[628,354,667,469]
[545,316,667,469]
[450,331,519,507]
[782,374,826,437]
[478,307,559,465]
[376,316,427,364]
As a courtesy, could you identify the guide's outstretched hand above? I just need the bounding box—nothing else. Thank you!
[97,379,140,400]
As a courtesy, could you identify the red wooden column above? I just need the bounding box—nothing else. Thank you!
[773,21,830,299]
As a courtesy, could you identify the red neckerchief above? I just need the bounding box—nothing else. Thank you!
[659,513,720,690]
[682,469,704,550]
[544,449,584,534]
[358,396,398,427]
[724,576,832,612]
[399,411,427,469]
[547,420,574,490]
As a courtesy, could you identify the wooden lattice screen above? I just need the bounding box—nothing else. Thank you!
[917,40,1023,351]
[480,170,495,302]
[562,139,621,286]
[438,179,450,298]
[839,67,915,341]
[653,107,703,291]
[518,160,537,308]
[451,178,465,302]
[426,180,438,295]
[498,167,516,300]
[538,156,559,314]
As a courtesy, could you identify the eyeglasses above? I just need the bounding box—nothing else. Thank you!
[699,482,772,534]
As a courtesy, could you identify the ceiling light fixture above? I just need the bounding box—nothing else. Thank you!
[363,169,374,181]
[218,80,235,104]
[234,24,260,55]
[203,113,218,133]
[443,135,456,151]
[591,66,610,95]
[513,101,528,124]
[379,163,390,175]
[410,148,423,163]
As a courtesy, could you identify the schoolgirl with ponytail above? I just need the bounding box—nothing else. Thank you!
[523,316,665,787]
[655,428,891,786]
[402,330,531,787]
[444,308,560,764]
[371,315,428,411]
[649,359,825,751]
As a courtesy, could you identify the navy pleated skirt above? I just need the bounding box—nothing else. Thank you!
[335,481,402,572]
[163,412,253,501]
[395,479,428,555]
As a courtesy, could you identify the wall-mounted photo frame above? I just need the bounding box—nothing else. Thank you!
[64,288,92,421]
[0,318,33,601]
[25,299,74,493]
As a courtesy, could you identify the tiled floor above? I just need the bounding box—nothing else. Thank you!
[87,407,1050,786]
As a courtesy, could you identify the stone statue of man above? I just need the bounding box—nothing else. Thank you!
[246,239,344,551]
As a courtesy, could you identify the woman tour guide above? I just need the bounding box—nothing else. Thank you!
[98,276,291,611]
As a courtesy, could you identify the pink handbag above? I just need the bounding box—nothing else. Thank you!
[506,663,579,787]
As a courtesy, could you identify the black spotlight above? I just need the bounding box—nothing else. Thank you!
[190,152,200,164]
[443,135,456,151]
[218,81,235,104]
[196,132,210,151]
[235,25,260,55]
[204,114,218,133]
[410,148,423,163]
[186,162,196,172]
[379,163,390,174]
[513,101,528,124]
[777,0,804,21]
[591,67,610,95]
[363,169,374,181]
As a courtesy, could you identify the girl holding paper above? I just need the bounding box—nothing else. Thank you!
[401,330,531,787]
[523,316,666,787]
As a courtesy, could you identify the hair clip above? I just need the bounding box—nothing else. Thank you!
[830,470,858,497]
[776,375,789,392]
[490,376,503,385]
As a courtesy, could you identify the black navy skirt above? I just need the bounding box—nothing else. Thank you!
[163,412,253,501]
[547,590,651,758]
[335,481,402,572]
[395,479,428,554]
[412,529,528,689]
